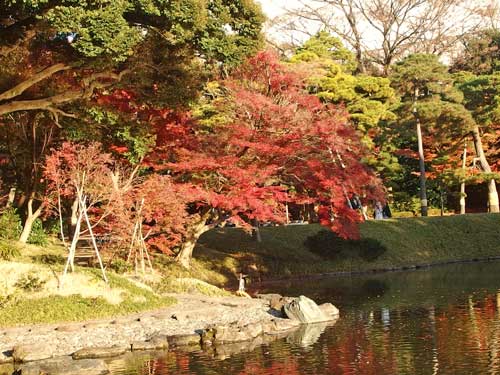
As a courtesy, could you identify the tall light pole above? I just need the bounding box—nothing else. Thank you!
[413,87,428,217]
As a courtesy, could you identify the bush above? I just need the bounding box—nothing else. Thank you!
[33,253,66,265]
[0,207,22,240]
[0,240,21,260]
[304,229,387,261]
[27,218,48,246]
[0,293,18,308]
[14,273,47,292]
[108,258,132,274]
[304,229,344,257]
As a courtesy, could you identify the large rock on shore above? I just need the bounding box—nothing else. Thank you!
[284,295,330,323]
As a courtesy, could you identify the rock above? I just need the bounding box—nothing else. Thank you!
[318,303,340,318]
[283,295,329,323]
[241,322,263,339]
[110,317,132,325]
[273,297,295,312]
[19,356,109,375]
[286,322,328,347]
[130,341,159,351]
[211,322,262,344]
[138,316,157,324]
[13,344,54,363]
[0,349,12,364]
[268,318,301,334]
[255,293,282,302]
[56,324,82,332]
[147,334,169,350]
[212,325,249,344]
[201,328,216,346]
[0,363,13,374]
[83,322,110,330]
[72,346,127,360]
[167,334,201,347]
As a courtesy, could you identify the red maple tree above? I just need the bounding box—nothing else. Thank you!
[148,51,383,268]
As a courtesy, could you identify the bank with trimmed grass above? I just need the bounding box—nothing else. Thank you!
[189,213,500,283]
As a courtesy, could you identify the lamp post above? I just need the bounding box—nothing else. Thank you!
[413,87,428,217]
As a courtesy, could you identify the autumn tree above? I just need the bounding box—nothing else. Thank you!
[149,52,382,268]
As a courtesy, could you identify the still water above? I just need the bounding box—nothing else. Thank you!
[107,261,500,375]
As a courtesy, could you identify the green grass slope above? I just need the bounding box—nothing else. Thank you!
[195,213,500,280]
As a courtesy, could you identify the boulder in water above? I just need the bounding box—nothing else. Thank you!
[283,295,331,323]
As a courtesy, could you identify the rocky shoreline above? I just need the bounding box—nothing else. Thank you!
[0,294,339,375]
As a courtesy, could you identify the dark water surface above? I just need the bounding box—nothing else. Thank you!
[107,261,500,375]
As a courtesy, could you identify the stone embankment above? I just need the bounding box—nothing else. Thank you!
[0,294,339,374]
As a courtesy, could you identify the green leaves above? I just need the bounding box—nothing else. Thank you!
[391,54,450,100]
[46,2,142,61]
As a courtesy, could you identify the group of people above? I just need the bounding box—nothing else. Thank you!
[350,195,392,220]
[373,201,392,220]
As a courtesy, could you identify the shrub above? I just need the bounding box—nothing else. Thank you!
[108,258,132,274]
[0,240,21,260]
[304,230,345,257]
[14,273,47,292]
[0,207,22,240]
[27,219,48,246]
[0,293,18,308]
[304,229,387,261]
[33,253,66,265]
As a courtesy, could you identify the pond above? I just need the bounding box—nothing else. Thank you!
[75,261,500,374]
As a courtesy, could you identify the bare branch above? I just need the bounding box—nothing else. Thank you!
[0,63,70,102]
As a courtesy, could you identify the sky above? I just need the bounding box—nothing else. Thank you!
[255,0,301,19]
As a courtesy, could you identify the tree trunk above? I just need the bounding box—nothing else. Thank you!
[69,197,79,235]
[175,220,209,269]
[19,197,43,243]
[460,142,467,214]
[416,117,428,216]
[471,125,499,213]
[6,187,15,207]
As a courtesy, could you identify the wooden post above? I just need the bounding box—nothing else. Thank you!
[80,196,108,284]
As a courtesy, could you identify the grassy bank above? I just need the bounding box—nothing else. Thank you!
[0,241,176,327]
[189,213,500,282]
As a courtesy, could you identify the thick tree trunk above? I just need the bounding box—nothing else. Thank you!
[19,197,43,243]
[175,220,210,269]
[471,125,499,213]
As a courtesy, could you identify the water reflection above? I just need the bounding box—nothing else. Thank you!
[5,261,500,375]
